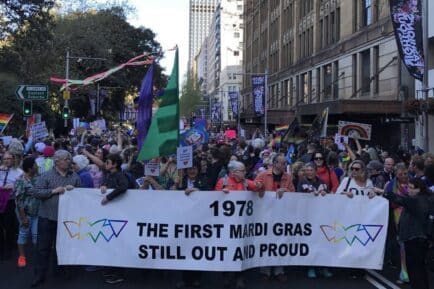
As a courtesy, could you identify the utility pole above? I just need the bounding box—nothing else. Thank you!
[64,50,70,128]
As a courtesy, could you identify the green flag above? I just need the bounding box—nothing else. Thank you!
[137,48,179,161]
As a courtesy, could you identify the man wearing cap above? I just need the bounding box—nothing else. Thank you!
[30,150,81,287]
[36,145,55,174]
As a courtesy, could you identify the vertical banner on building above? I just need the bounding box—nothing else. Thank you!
[252,75,265,116]
[211,103,221,123]
[228,91,239,118]
[390,0,424,80]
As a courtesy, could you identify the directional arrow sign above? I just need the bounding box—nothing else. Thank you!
[15,85,49,100]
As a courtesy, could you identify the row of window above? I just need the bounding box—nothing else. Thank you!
[264,45,381,110]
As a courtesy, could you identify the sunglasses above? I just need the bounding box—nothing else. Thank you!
[351,167,361,171]
[314,157,323,160]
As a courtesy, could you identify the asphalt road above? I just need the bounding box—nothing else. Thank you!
[0,249,421,289]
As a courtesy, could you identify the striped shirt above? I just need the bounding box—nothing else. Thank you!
[31,167,81,221]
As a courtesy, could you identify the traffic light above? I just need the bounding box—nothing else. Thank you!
[62,106,70,119]
[23,100,32,116]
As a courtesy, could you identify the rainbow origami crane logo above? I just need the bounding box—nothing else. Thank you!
[63,218,128,243]
[320,223,383,246]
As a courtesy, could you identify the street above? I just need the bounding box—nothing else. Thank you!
[0,251,423,289]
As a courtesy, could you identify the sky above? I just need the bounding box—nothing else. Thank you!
[127,0,189,83]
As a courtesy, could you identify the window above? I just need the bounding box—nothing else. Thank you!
[234,32,240,38]
[361,49,371,93]
[233,50,239,56]
[301,72,310,104]
[352,54,358,95]
[333,61,339,99]
[363,0,372,26]
[323,64,332,100]
[373,46,379,94]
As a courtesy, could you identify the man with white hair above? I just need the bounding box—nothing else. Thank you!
[30,150,81,288]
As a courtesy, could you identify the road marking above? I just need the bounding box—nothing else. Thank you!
[365,269,402,289]
[365,275,388,289]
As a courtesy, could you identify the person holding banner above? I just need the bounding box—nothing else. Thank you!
[336,160,376,198]
[296,162,333,278]
[176,159,211,289]
[254,153,295,282]
[215,160,263,289]
[384,178,432,289]
[31,150,81,288]
[100,153,129,284]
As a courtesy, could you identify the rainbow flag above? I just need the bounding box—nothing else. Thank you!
[275,124,289,133]
[0,113,14,133]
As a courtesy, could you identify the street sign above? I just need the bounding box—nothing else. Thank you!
[15,85,49,100]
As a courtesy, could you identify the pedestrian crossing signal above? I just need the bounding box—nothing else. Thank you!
[23,100,32,116]
[62,106,70,119]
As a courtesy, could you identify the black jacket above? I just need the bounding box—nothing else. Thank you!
[102,171,129,201]
[178,175,211,191]
[384,191,433,242]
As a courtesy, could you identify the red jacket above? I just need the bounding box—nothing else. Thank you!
[215,175,259,191]
[254,169,295,192]
[316,166,339,193]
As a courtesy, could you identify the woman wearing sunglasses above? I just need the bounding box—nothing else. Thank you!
[336,160,376,198]
[313,152,339,193]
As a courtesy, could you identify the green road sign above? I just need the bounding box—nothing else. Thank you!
[15,85,49,100]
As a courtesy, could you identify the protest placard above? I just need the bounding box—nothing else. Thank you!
[177,146,193,169]
[338,121,372,140]
[144,159,160,176]
[31,121,49,140]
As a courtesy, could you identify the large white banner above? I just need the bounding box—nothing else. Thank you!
[57,189,388,271]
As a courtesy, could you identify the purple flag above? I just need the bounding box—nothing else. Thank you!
[137,63,154,148]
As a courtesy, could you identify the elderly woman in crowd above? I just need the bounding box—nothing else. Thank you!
[215,160,263,289]
[72,154,94,188]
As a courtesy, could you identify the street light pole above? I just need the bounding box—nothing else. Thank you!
[65,50,70,127]
[63,51,107,126]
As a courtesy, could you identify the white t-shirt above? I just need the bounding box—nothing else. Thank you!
[336,177,375,196]
[0,167,23,187]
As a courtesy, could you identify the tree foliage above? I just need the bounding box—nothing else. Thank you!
[179,75,204,118]
[0,1,167,134]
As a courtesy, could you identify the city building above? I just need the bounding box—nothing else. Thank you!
[414,0,434,152]
[188,0,218,73]
[241,0,417,149]
[206,0,244,123]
